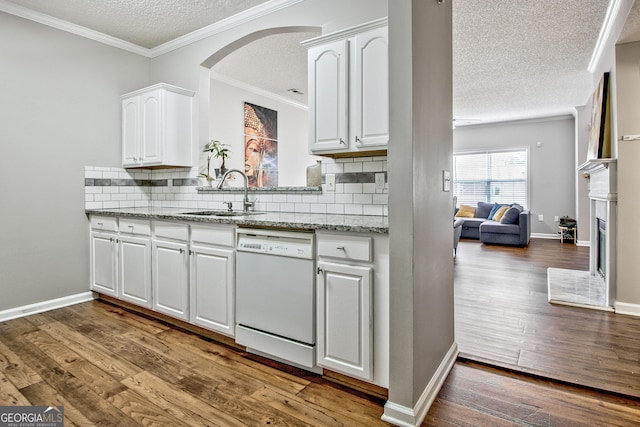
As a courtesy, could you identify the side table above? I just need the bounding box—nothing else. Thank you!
[558,225,576,244]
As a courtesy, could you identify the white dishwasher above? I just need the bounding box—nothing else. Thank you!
[235,228,316,368]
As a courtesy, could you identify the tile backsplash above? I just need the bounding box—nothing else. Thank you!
[85,157,388,216]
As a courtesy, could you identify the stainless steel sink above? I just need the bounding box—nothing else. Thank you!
[180,210,265,217]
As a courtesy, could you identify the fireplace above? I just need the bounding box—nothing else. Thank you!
[597,218,606,278]
[580,159,617,308]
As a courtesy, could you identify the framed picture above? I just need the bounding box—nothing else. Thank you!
[587,72,611,160]
[243,102,278,187]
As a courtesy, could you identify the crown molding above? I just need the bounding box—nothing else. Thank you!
[588,0,634,73]
[0,0,150,56]
[0,0,304,59]
[210,71,308,111]
[149,0,305,58]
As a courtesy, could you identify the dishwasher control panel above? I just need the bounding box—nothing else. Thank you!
[236,229,314,259]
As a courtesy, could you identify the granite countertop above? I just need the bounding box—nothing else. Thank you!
[85,207,389,234]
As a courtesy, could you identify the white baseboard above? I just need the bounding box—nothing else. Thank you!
[0,292,96,322]
[382,343,458,427]
[576,240,590,247]
[531,233,560,240]
[614,301,640,317]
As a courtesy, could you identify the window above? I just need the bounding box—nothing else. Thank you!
[453,149,528,209]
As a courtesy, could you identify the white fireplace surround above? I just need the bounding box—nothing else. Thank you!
[579,159,617,307]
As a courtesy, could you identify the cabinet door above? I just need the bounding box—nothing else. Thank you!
[317,261,373,380]
[308,40,349,153]
[90,231,117,297]
[353,27,389,149]
[152,239,189,321]
[190,244,235,336]
[140,90,163,165]
[122,97,140,166]
[119,234,152,308]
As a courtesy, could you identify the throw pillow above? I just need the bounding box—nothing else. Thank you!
[492,205,510,221]
[475,201,493,218]
[500,206,522,224]
[488,203,506,219]
[455,205,476,218]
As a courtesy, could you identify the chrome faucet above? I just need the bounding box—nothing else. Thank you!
[217,169,254,212]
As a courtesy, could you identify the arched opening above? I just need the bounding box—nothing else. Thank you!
[199,26,322,187]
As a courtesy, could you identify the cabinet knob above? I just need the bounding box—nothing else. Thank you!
[339,138,346,145]
[179,248,184,254]
[355,136,362,144]
[336,246,346,251]
[317,267,323,275]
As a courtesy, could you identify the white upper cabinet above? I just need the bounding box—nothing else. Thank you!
[307,39,349,152]
[304,19,388,155]
[121,83,194,168]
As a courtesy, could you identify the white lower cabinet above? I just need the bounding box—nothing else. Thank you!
[189,225,235,336]
[152,222,190,320]
[316,231,389,387]
[190,243,235,336]
[90,217,118,297]
[118,220,152,308]
[317,260,372,380]
[89,216,236,336]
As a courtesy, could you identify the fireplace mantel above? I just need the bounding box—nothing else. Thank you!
[578,158,617,173]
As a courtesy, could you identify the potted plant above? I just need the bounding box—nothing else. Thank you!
[199,140,230,183]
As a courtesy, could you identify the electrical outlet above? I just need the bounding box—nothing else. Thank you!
[326,174,336,191]
[538,214,544,221]
[375,173,385,190]
[554,215,560,222]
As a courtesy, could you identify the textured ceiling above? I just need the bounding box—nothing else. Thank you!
[5,0,269,48]
[453,0,609,124]
[3,0,630,124]
[212,31,319,105]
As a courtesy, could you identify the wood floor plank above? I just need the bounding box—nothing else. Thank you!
[124,371,253,427]
[0,339,42,389]
[37,321,143,381]
[0,326,138,426]
[250,385,346,427]
[120,373,221,427]
[158,327,310,395]
[0,373,32,406]
[108,389,190,427]
[23,329,127,399]
[20,380,96,427]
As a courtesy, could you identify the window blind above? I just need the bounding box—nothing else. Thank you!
[453,149,528,209]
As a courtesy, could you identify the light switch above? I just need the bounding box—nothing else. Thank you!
[326,174,336,191]
[443,170,451,192]
[538,214,544,221]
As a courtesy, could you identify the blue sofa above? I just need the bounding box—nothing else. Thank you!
[457,202,531,247]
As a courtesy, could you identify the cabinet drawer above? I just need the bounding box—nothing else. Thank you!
[154,221,189,241]
[317,234,372,262]
[191,224,235,247]
[119,218,151,236]
[90,216,118,232]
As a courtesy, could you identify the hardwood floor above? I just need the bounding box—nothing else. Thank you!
[2,240,640,425]
[1,297,640,425]
[454,238,640,398]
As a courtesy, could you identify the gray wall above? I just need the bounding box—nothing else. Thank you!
[0,12,150,310]
[387,0,454,414]
[614,41,640,307]
[453,117,576,236]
